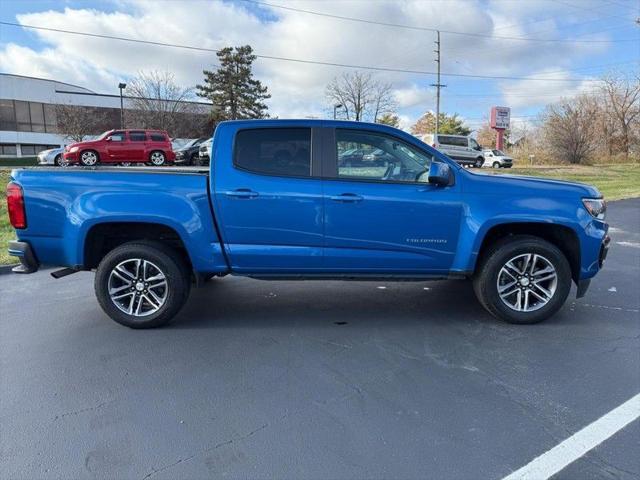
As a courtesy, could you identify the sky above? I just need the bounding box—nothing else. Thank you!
[0,0,638,132]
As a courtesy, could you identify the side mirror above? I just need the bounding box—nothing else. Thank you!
[428,162,451,186]
[105,136,111,142]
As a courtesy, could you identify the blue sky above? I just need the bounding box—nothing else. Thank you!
[1,0,638,131]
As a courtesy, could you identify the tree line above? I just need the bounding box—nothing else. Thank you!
[55,44,639,166]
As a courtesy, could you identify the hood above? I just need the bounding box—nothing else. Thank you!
[466,171,602,198]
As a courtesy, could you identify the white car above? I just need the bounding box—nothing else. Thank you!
[198,138,212,165]
[37,147,67,166]
[483,149,513,168]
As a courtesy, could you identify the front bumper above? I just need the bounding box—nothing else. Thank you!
[63,151,79,163]
[599,234,611,268]
[37,153,54,165]
[8,241,39,274]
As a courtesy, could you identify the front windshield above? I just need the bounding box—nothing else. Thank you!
[492,150,505,156]
[97,130,112,140]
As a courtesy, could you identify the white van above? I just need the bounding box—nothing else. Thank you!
[422,134,485,168]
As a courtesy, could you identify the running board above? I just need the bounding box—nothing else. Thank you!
[51,267,80,279]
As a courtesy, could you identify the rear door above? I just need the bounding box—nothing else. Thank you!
[213,126,324,272]
[128,130,147,161]
[323,128,462,274]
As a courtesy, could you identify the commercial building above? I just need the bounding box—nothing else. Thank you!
[0,73,209,158]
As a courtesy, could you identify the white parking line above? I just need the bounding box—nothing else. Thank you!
[502,393,640,480]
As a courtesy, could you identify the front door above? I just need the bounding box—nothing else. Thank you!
[324,128,462,274]
[105,131,128,161]
[213,126,324,273]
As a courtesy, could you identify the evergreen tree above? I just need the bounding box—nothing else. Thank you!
[410,112,471,136]
[197,45,270,121]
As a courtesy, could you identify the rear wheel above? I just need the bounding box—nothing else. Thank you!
[80,150,99,166]
[473,235,571,324]
[149,151,166,166]
[475,157,484,168]
[54,154,69,167]
[94,242,191,328]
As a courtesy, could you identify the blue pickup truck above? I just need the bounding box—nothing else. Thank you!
[6,120,610,328]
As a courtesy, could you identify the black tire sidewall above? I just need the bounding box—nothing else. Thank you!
[476,237,572,324]
[94,242,190,328]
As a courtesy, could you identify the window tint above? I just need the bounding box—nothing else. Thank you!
[0,100,16,131]
[0,143,17,155]
[15,101,30,132]
[469,138,480,150]
[109,131,125,142]
[438,135,467,147]
[336,129,432,183]
[129,131,146,142]
[234,128,311,177]
[150,133,166,142]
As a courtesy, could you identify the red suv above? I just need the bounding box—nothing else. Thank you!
[63,129,176,166]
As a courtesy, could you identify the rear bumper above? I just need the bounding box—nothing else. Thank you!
[8,241,39,274]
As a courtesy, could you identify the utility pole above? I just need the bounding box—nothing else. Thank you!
[430,30,446,137]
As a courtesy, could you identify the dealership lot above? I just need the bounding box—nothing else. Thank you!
[1,199,638,480]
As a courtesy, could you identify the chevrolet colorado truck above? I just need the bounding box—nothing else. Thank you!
[6,120,610,328]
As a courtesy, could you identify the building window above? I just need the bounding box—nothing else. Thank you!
[19,144,58,156]
[44,104,57,133]
[29,102,46,133]
[14,101,31,132]
[0,100,17,131]
[0,143,18,155]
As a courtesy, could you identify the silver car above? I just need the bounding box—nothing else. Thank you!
[483,149,513,168]
[37,147,67,166]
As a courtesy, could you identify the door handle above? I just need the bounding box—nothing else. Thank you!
[226,189,259,199]
[330,193,363,203]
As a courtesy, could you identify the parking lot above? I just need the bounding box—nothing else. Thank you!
[1,198,638,480]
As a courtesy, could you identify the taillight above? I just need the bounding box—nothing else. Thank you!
[6,182,27,229]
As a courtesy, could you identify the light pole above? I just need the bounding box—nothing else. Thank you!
[333,103,343,120]
[118,82,127,128]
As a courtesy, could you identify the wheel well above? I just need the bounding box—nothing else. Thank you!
[84,222,191,271]
[477,223,581,282]
[149,150,165,158]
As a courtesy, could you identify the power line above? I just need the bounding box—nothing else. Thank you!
[0,21,609,83]
[242,0,639,43]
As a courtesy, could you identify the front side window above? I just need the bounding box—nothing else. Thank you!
[336,129,432,183]
[234,128,311,177]
[470,138,481,150]
[129,131,146,142]
[109,131,125,142]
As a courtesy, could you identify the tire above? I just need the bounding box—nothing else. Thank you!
[473,235,571,324]
[149,151,166,166]
[190,153,199,166]
[475,157,484,168]
[80,150,99,166]
[120,162,132,167]
[493,162,501,169]
[94,241,191,328]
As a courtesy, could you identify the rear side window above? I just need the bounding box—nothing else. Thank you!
[129,131,146,142]
[438,135,467,147]
[234,128,311,177]
[149,133,166,142]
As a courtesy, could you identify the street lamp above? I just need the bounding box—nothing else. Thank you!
[118,82,127,128]
[333,103,343,120]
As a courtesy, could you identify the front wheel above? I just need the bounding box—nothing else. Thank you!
[149,151,166,166]
[493,162,501,169]
[94,242,191,328]
[473,235,571,324]
[80,150,99,166]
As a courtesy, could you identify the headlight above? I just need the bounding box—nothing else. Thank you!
[69,146,79,153]
[582,198,606,220]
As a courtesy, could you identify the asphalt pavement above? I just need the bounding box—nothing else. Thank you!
[1,199,638,480]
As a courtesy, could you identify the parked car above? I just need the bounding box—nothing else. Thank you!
[198,138,212,165]
[63,129,176,166]
[483,149,513,168]
[423,133,484,168]
[7,119,609,329]
[174,137,209,166]
[37,147,67,167]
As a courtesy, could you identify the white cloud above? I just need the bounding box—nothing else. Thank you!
[0,0,612,120]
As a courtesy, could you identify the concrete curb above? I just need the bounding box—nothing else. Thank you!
[0,264,18,275]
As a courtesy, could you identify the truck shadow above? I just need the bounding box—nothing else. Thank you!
[171,277,503,330]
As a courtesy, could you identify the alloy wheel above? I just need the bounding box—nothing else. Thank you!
[497,253,558,312]
[150,152,165,166]
[108,259,168,317]
[81,151,98,166]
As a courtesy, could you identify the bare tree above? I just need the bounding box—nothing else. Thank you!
[326,71,396,122]
[541,95,599,164]
[54,104,112,142]
[127,70,206,136]
[601,74,640,160]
